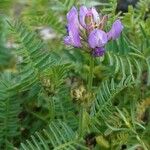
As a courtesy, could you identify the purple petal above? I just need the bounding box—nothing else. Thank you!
[91,7,100,24]
[64,7,81,47]
[92,47,105,57]
[107,19,123,40]
[67,6,78,24]
[88,29,108,49]
[79,6,88,28]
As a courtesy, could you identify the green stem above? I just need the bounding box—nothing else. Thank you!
[136,134,148,150]
[78,106,84,137]
[78,55,94,137]
[88,56,94,91]
[78,106,89,138]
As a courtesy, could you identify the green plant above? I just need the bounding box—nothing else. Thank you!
[0,0,149,150]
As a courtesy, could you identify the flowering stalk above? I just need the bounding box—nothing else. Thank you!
[64,5,124,137]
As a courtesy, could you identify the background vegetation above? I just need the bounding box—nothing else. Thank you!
[0,0,149,149]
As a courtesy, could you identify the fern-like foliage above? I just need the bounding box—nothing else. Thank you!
[20,120,88,150]
[28,10,65,35]
[39,64,78,129]
[90,76,149,149]
[9,20,58,92]
[0,72,20,149]
[90,76,134,132]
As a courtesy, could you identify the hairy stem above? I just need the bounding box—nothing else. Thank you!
[78,55,94,137]
[88,56,94,91]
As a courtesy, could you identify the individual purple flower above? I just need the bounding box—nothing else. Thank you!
[88,29,108,56]
[64,6,124,57]
[88,29,108,49]
[79,6,88,28]
[79,6,100,29]
[107,19,124,40]
[64,7,81,47]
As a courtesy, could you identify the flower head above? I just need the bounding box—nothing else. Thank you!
[64,6,124,57]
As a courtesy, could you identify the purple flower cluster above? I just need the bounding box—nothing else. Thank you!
[64,6,123,57]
